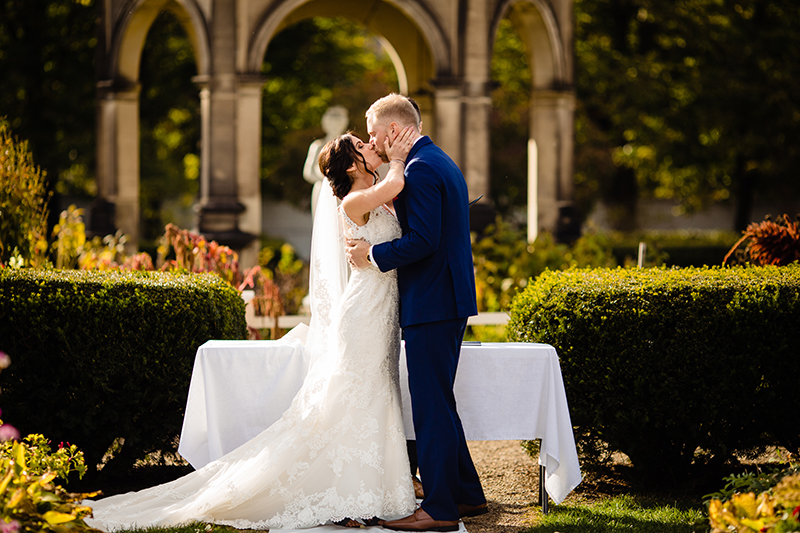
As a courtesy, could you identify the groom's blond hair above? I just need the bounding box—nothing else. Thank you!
[366,94,420,131]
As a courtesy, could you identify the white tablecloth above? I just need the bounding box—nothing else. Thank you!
[178,339,582,504]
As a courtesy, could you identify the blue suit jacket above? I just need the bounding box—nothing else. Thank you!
[372,136,478,327]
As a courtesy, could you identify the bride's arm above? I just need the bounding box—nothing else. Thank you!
[342,127,415,220]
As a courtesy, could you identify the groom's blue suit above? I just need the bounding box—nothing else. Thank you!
[371,136,486,521]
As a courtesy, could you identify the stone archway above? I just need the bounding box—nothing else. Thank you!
[94,0,574,263]
[245,0,453,178]
[94,0,212,253]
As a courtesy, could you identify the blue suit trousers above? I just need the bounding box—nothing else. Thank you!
[403,318,486,521]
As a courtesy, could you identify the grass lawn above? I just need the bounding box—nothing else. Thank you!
[524,493,707,533]
[103,494,708,533]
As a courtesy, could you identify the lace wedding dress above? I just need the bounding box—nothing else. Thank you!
[86,204,416,531]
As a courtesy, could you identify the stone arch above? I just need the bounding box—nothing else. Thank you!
[489,0,576,241]
[247,0,449,80]
[94,0,575,262]
[108,0,210,83]
[491,0,568,89]
[246,0,448,141]
[94,0,209,252]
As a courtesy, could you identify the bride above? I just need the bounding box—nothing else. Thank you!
[86,126,419,531]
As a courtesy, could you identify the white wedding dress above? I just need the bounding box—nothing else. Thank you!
[86,203,416,531]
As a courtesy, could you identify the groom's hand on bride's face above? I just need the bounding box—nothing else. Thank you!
[346,239,371,269]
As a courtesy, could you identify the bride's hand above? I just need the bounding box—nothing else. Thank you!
[383,126,415,163]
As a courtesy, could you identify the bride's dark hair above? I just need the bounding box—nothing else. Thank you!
[318,133,374,200]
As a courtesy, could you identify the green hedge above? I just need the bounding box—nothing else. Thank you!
[507,265,800,484]
[0,269,247,485]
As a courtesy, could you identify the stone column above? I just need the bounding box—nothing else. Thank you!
[433,79,494,232]
[432,81,463,172]
[462,80,492,200]
[93,81,141,254]
[194,74,256,250]
[236,75,265,268]
[193,0,256,253]
[529,89,576,240]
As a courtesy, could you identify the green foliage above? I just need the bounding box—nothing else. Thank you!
[708,473,800,533]
[0,269,247,484]
[507,265,800,484]
[260,17,399,206]
[463,325,507,343]
[257,238,308,315]
[704,461,800,506]
[604,229,740,267]
[139,10,200,247]
[158,224,242,287]
[471,219,617,313]
[0,120,50,267]
[0,353,98,533]
[0,0,97,199]
[0,434,87,483]
[489,19,531,216]
[0,440,101,533]
[573,0,800,229]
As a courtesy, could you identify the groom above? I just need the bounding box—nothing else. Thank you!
[346,94,487,532]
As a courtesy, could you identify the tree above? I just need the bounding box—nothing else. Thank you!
[0,0,97,214]
[0,120,50,266]
[489,19,532,218]
[573,0,800,230]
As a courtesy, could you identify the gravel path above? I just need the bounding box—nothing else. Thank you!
[462,441,547,533]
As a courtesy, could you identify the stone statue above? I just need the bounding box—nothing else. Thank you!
[303,106,349,218]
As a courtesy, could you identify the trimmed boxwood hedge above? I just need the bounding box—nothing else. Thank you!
[507,265,800,484]
[0,269,247,484]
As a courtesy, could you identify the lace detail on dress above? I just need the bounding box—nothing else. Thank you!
[86,206,413,532]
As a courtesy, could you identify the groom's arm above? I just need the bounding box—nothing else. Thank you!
[371,162,442,272]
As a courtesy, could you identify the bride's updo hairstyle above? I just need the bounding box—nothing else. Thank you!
[317,133,371,200]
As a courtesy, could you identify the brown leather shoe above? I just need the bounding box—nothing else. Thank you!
[412,476,425,499]
[383,509,459,532]
[457,502,489,518]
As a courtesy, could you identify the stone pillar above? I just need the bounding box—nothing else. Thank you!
[193,0,256,254]
[93,81,141,254]
[433,80,494,232]
[462,80,492,200]
[432,81,463,174]
[194,74,256,250]
[236,75,265,268]
[529,89,576,240]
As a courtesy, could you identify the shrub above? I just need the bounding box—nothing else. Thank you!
[0,434,87,484]
[708,471,800,532]
[507,265,800,485]
[0,352,98,533]
[158,224,241,286]
[0,440,100,533]
[0,119,50,268]
[0,269,247,485]
[704,460,800,506]
[725,214,800,266]
[471,218,617,312]
[605,229,740,268]
[257,237,308,315]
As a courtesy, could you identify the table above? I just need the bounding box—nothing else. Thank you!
[178,336,582,505]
